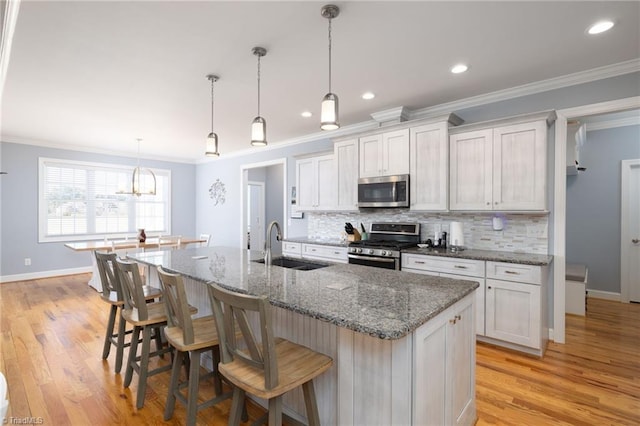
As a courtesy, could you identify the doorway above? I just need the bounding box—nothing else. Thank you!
[240,158,288,253]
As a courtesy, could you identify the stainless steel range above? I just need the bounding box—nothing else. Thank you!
[347,222,420,270]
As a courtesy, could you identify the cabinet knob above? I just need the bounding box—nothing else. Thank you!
[633,238,639,244]
[486,202,490,206]
[487,286,492,289]
[449,318,457,325]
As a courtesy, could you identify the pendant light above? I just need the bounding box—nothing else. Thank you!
[251,47,268,147]
[116,138,156,196]
[320,4,340,131]
[205,74,220,157]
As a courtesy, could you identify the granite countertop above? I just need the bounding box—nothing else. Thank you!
[402,247,553,266]
[129,246,478,340]
[283,237,349,247]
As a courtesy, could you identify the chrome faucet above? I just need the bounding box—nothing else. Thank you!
[264,220,282,265]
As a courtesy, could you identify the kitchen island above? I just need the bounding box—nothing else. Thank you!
[129,246,478,425]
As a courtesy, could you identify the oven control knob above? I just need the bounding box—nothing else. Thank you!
[368,249,374,255]
[381,250,387,256]
[356,248,362,253]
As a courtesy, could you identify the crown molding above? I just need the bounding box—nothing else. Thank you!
[586,116,640,132]
[410,58,640,120]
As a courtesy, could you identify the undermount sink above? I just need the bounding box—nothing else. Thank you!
[253,257,329,271]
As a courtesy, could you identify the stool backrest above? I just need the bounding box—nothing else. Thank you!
[157,266,194,344]
[208,283,278,389]
[199,233,211,247]
[114,258,149,320]
[95,250,121,300]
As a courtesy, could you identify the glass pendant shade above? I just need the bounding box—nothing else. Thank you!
[320,92,339,130]
[205,132,219,157]
[251,116,267,146]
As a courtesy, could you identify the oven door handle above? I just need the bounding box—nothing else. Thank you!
[348,254,396,263]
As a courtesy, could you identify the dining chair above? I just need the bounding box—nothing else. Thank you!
[157,266,233,425]
[95,250,162,373]
[159,235,183,250]
[0,372,8,424]
[199,233,211,247]
[115,258,175,409]
[207,283,333,425]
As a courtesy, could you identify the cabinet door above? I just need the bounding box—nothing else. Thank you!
[442,273,485,336]
[382,129,410,176]
[334,139,359,211]
[316,155,336,209]
[359,134,382,178]
[450,129,493,210]
[296,158,316,210]
[447,300,475,426]
[493,121,547,210]
[410,123,448,211]
[485,279,541,348]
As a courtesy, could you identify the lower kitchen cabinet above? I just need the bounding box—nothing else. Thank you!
[302,243,348,263]
[282,242,302,258]
[414,295,475,426]
[485,278,541,349]
[442,273,485,336]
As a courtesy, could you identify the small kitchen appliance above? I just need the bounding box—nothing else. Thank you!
[347,222,420,270]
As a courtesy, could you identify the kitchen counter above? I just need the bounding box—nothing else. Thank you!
[281,236,348,247]
[129,246,478,340]
[402,247,553,266]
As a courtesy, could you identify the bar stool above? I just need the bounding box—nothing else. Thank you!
[115,258,175,409]
[157,266,233,426]
[95,251,162,373]
[207,283,333,426]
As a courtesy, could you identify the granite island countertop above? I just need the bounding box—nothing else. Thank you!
[282,237,349,247]
[129,246,478,340]
[402,247,553,266]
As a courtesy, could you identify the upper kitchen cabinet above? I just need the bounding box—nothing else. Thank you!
[334,138,359,211]
[296,153,336,211]
[359,129,410,178]
[449,112,555,211]
[409,114,462,211]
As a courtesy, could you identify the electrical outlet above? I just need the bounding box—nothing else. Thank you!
[24,258,31,266]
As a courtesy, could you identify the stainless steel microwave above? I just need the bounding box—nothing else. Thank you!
[358,174,409,208]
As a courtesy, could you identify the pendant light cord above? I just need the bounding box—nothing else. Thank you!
[328,17,332,93]
[257,54,261,116]
[210,79,215,132]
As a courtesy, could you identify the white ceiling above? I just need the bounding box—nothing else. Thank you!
[2,1,639,163]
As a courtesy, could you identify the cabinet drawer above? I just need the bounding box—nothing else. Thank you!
[486,261,541,285]
[282,242,302,258]
[402,254,484,278]
[302,244,347,263]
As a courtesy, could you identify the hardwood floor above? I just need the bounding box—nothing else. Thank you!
[1,273,639,425]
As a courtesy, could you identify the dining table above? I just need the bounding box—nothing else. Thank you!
[64,236,207,292]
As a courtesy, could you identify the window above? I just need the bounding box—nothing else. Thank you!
[39,158,171,242]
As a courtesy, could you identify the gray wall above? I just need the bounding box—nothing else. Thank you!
[566,124,640,294]
[0,142,196,277]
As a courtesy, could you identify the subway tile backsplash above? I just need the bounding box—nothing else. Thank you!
[307,211,549,254]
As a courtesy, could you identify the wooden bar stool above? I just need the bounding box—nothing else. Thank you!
[157,266,233,426]
[95,251,162,373]
[115,258,175,409]
[207,283,333,426]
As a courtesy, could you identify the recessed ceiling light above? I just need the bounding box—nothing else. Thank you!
[587,20,614,35]
[451,64,468,74]
[362,92,375,100]
[301,111,312,118]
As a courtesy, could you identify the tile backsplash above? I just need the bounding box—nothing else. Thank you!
[307,211,549,254]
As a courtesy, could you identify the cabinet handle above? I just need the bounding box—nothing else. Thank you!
[334,251,340,255]
[415,261,425,264]
[449,318,457,325]
[454,265,467,269]
[505,270,519,275]
[632,238,639,244]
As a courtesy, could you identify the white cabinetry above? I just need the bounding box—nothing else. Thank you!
[359,129,410,178]
[414,294,476,426]
[485,261,547,351]
[296,154,335,211]
[333,139,359,211]
[449,117,550,211]
[302,243,348,263]
[402,254,485,336]
[410,122,449,211]
[282,242,302,259]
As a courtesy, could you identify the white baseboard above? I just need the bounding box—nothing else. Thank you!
[0,267,92,283]
[587,289,621,302]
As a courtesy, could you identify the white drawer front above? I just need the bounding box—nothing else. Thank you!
[282,242,302,258]
[402,254,484,278]
[486,261,541,285]
[302,244,348,263]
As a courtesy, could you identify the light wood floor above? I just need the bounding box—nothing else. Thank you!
[1,273,639,425]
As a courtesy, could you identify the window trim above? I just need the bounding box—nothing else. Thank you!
[38,157,172,243]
